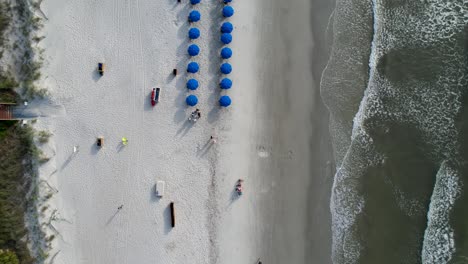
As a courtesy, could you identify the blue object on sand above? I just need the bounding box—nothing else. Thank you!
[221,22,233,33]
[221,33,232,44]
[220,63,232,74]
[186,95,199,106]
[190,0,201,4]
[188,28,200,39]
[220,47,232,59]
[188,44,200,56]
[187,62,200,73]
[224,0,232,3]
[186,79,199,90]
[222,6,234,17]
[189,10,201,22]
[219,95,232,107]
[219,78,232,89]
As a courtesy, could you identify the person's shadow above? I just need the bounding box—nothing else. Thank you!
[105,209,121,226]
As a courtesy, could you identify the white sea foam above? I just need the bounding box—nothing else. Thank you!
[422,162,461,264]
[327,0,468,263]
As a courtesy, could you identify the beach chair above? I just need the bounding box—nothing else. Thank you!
[155,181,165,197]
[97,137,104,147]
[98,63,105,76]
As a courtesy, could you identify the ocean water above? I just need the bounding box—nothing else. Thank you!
[320,0,468,263]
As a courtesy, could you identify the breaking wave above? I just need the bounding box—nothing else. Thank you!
[321,0,468,263]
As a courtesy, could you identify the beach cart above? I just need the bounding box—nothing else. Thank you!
[97,137,104,147]
[151,88,161,106]
[155,181,165,197]
[98,63,105,76]
[170,202,175,228]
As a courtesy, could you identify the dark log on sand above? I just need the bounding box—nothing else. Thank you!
[170,202,175,228]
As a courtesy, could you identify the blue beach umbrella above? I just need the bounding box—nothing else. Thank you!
[186,79,199,90]
[186,95,198,106]
[219,78,232,89]
[222,6,234,17]
[219,95,232,107]
[187,62,199,73]
[221,33,232,44]
[220,63,232,74]
[188,44,200,56]
[220,47,232,59]
[221,22,234,33]
[189,10,201,22]
[190,0,201,4]
[188,28,200,39]
[224,0,232,3]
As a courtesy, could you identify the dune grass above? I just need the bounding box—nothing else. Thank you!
[0,122,36,264]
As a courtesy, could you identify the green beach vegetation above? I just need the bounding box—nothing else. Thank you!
[0,0,50,262]
[0,122,37,264]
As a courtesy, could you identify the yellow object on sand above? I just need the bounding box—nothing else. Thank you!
[122,137,128,145]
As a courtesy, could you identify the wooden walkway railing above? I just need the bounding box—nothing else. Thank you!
[0,104,13,120]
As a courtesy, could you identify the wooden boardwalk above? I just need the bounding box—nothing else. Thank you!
[0,104,13,120]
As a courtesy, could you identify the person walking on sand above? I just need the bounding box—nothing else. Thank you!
[210,135,217,144]
[121,137,128,146]
[117,205,123,210]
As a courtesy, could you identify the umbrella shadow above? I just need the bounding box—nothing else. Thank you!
[168,0,179,11]
[207,105,221,124]
[163,204,173,234]
[206,4,224,124]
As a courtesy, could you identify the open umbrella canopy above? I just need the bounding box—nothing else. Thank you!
[187,62,199,73]
[186,79,199,90]
[222,6,234,17]
[190,0,201,4]
[186,95,198,106]
[220,47,232,59]
[188,10,201,22]
[220,33,232,44]
[219,95,232,107]
[224,0,232,2]
[220,63,232,74]
[188,44,200,56]
[219,78,232,89]
[221,22,233,33]
[188,28,200,39]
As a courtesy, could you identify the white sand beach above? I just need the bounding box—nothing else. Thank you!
[34,0,334,263]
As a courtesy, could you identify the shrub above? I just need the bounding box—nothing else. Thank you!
[37,130,51,143]
[0,250,20,264]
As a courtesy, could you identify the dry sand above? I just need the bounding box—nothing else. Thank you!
[33,0,334,263]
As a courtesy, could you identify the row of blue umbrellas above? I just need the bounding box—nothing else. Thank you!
[184,1,234,107]
[188,45,231,58]
[189,7,233,22]
[217,1,234,107]
[186,78,232,90]
[186,95,232,107]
